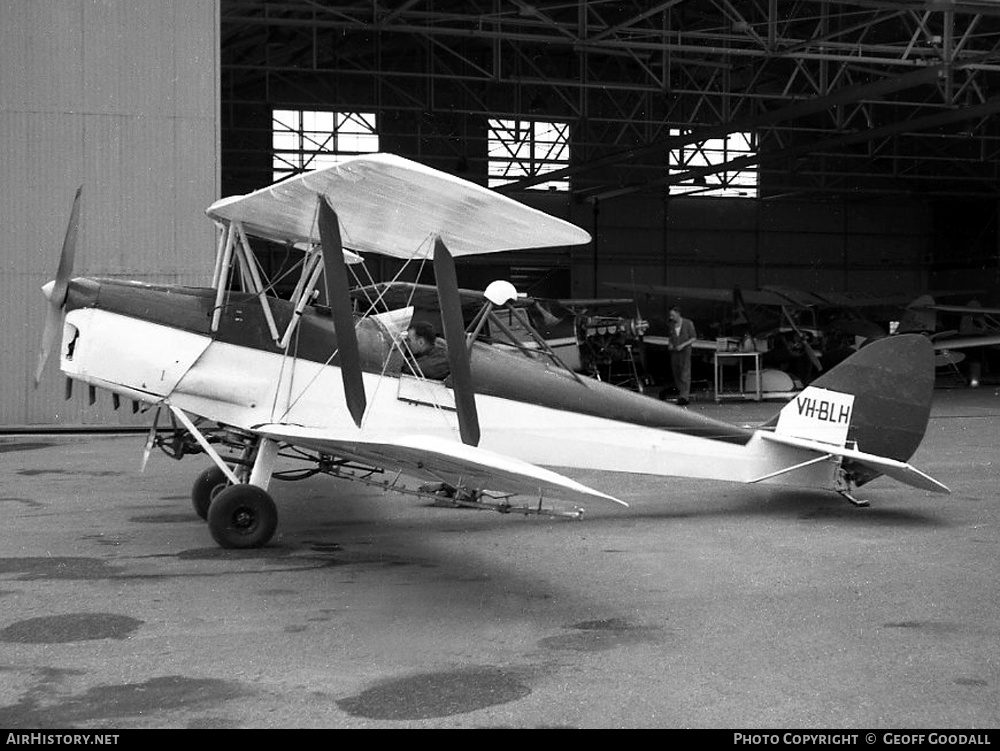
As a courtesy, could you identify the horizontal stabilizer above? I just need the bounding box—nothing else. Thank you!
[253,424,627,507]
[759,431,949,494]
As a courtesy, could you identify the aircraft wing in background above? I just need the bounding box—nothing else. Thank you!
[604,282,920,311]
[901,295,1000,365]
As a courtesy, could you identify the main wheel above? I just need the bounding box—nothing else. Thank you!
[206,485,278,549]
[191,465,230,520]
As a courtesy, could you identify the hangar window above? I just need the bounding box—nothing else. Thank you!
[488,119,570,191]
[668,130,758,198]
[272,110,378,181]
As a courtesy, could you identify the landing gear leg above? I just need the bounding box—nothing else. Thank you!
[165,405,280,547]
[207,437,281,549]
[248,437,279,491]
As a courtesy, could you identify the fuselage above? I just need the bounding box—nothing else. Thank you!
[58,277,840,488]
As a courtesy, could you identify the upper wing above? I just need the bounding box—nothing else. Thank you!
[206,153,591,259]
[604,282,806,308]
[919,303,1000,316]
[254,425,627,508]
[931,334,1000,350]
[605,282,737,304]
[606,282,923,311]
[762,286,922,310]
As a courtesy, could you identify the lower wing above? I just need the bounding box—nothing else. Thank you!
[253,424,627,507]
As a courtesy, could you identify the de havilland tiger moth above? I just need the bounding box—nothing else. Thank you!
[35,154,949,549]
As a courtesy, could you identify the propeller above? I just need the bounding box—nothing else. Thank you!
[627,268,650,341]
[731,285,750,327]
[317,196,367,428]
[780,305,824,373]
[35,186,82,385]
[433,236,480,447]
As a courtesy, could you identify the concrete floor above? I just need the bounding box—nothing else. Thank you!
[1,386,998,729]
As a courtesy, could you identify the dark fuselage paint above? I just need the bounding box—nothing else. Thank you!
[66,278,755,445]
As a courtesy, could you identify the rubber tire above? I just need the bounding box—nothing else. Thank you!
[207,484,278,549]
[191,465,230,521]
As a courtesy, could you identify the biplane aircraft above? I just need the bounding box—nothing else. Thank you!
[36,154,948,550]
[898,295,1000,373]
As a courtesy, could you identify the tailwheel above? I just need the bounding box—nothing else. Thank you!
[207,484,278,549]
[835,469,870,507]
[191,465,230,521]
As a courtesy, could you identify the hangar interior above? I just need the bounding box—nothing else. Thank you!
[219,0,1000,301]
[6,5,1000,732]
[7,0,1000,425]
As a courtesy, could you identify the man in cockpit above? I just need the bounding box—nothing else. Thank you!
[403,320,451,380]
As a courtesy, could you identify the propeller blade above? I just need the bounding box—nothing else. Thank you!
[318,196,367,428]
[732,285,750,328]
[34,187,82,385]
[34,301,63,384]
[52,186,82,305]
[803,340,824,373]
[781,306,823,373]
[433,236,480,447]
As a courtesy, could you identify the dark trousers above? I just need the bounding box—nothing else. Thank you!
[670,350,691,400]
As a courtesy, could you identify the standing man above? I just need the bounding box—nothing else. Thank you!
[667,306,697,405]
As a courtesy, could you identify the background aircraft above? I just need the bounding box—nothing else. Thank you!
[493,295,652,392]
[609,281,1000,384]
[35,155,948,551]
[897,295,1000,383]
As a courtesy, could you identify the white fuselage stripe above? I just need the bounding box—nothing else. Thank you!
[63,308,838,490]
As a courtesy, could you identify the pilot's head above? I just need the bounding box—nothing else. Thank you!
[668,306,683,325]
[406,320,437,355]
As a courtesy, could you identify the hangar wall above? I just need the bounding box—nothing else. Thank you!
[1,0,220,427]
[221,101,934,317]
[449,190,932,328]
[568,194,931,319]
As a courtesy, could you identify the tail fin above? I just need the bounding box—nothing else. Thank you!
[765,334,937,488]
